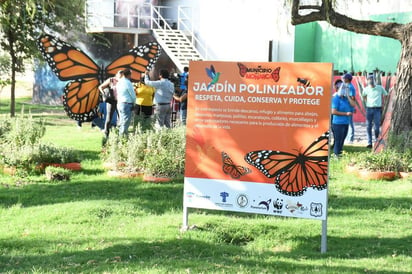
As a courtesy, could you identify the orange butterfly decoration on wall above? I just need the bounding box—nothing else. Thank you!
[37,34,161,121]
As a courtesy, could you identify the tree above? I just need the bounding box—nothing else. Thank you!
[290,0,412,136]
[0,0,84,117]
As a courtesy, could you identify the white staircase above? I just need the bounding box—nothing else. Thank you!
[152,29,203,71]
[85,2,207,72]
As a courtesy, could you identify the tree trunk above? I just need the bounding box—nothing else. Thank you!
[391,28,412,135]
[10,61,16,117]
[8,32,16,117]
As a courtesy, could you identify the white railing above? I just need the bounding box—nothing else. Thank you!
[85,0,208,59]
[178,6,208,59]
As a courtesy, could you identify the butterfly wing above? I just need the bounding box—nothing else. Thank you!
[271,67,281,82]
[301,131,329,160]
[63,78,101,121]
[38,34,101,81]
[237,62,247,77]
[222,151,251,179]
[275,158,328,196]
[38,34,102,121]
[275,132,329,196]
[106,42,161,82]
[245,132,329,196]
[245,150,298,178]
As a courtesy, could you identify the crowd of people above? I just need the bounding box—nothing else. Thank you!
[331,73,388,157]
[85,66,189,143]
[83,67,386,155]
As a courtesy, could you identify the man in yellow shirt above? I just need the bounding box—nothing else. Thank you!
[134,78,155,119]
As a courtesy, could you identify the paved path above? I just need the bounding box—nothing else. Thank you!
[351,122,369,146]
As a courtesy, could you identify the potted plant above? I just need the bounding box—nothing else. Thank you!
[45,166,71,181]
[101,126,185,181]
[399,155,412,179]
[349,150,402,180]
[33,143,81,171]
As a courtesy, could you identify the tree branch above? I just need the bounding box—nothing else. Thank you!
[291,0,404,41]
[299,5,321,11]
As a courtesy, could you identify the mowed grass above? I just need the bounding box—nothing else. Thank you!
[0,98,411,273]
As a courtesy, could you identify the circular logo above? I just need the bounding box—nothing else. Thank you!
[236,194,249,208]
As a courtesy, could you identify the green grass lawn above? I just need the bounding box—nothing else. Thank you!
[0,98,411,273]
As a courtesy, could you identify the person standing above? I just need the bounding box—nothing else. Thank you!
[331,85,356,157]
[331,79,343,149]
[134,77,155,119]
[98,70,122,139]
[179,66,189,92]
[173,75,188,125]
[116,69,135,136]
[362,75,388,148]
[341,73,356,143]
[144,69,174,128]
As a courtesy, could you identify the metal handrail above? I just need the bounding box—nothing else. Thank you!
[85,1,208,59]
[178,5,208,59]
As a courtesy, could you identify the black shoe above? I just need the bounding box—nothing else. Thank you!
[366,144,372,148]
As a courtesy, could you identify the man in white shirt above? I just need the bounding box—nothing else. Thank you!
[362,75,388,148]
[145,69,175,128]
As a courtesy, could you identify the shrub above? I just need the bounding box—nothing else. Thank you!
[45,166,71,181]
[2,111,46,147]
[0,117,11,139]
[0,142,80,171]
[0,113,82,177]
[350,150,403,172]
[0,144,37,169]
[143,127,186,177]
[32,143,80,164]
[101,135,128,169]
[101,126,186,177]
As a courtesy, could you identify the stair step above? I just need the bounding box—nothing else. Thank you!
[152,29,204,71]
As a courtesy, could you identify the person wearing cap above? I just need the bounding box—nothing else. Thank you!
[362,75,388,148]
[341,73,356,143]
[331,79,356,157]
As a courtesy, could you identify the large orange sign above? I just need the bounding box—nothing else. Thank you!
[184,61,332,220]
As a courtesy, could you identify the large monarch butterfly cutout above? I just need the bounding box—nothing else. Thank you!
[38,34,161,121]
[222,151,251,179]
[245,132,329,196]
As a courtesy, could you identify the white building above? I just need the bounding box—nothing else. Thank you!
[84,0,412,72]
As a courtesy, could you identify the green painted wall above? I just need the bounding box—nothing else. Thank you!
[294,22,316,62]
[294,12,412,73]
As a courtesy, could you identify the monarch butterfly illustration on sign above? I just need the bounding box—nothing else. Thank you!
[37,34,161,121]
[221,151,251,179]
[237,62,280,82]
[245,132,329,196]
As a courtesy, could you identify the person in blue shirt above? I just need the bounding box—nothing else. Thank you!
[179,66,189,91]
[341,73,356,143]
[116,68,136,136]
[331,84,356,157]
